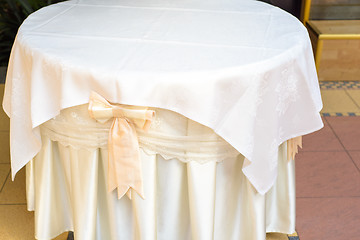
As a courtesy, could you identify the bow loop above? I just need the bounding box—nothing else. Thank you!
[88,91,155,200]
[88,93,115,123]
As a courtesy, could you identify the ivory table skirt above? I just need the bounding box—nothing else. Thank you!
[26,105,295,240]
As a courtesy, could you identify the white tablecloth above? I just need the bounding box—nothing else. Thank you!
[3,0,322,196]
[26,105,296,240]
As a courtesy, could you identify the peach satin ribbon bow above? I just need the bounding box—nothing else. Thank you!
[287,136,302,161]
[88,92,155,200]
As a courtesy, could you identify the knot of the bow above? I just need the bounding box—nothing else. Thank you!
[88,91,155,200]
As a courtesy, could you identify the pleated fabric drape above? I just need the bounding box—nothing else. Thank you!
[26,105,295,240]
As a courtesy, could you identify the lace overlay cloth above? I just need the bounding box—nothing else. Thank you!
[41,104,239,164]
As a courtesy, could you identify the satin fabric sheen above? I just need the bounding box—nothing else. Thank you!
[3,0,323,195]
[26,106,295,240]
[27,142,295,240]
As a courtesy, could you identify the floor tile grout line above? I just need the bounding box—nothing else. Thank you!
[322,117,346,151]
[324,116,360,173]
[0,170,10,193]
[345,149,360,173]
[344,89,360,110]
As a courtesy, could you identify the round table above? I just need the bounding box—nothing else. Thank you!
[2,0,323,239]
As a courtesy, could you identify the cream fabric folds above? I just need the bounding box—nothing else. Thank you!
[3,0,323,196]
[88,92,155,199]
[26,105,296,240]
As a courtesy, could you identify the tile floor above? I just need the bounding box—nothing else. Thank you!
[319,81,360,116]
[0,81,359,240]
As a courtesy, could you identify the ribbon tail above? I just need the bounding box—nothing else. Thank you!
[108,118,145,200]
[124,184,145,200]
[114,184,145,200]
[88,92,154,200]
